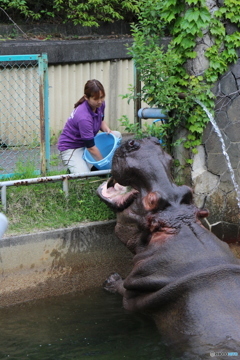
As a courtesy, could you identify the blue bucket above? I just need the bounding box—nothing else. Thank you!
[83,132,121,170]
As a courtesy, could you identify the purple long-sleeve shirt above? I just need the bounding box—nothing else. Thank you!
[58,100,105,151]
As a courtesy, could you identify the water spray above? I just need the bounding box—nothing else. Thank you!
[195,99,240,210]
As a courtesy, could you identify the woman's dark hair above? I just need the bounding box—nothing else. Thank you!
[74,79,105,108]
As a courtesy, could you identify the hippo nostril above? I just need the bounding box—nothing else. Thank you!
[126,139,140,151]
[180,186,193,205]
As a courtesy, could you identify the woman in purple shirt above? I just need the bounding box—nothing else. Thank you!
[58,79,121,173]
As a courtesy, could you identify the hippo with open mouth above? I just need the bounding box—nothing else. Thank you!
[97,137,240,359]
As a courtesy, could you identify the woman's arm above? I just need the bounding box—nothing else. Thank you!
[87,145,103,161]
[100,120,111,134]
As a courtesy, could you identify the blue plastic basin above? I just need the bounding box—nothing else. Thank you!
[83,132,121,170]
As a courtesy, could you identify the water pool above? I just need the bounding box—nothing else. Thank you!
[0,288,179,360]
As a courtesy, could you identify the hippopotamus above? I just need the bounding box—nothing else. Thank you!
[97,137,240,359]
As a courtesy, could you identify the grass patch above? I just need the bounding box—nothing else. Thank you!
[2,178,115,236]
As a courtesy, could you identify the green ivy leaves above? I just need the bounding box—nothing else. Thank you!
[126,0,240,159]
[184,7,210,27]
[216,0,240,25]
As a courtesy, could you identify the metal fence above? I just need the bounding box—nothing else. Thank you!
[0,54,50,178]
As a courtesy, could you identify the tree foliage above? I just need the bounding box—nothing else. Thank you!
[0,0,139,26]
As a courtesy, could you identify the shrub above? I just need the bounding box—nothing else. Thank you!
[0,0,139,26]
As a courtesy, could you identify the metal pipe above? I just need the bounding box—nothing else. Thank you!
[62,177,69,197]
[0,170,111,211]
[0,170,111,188]
[1,185,7,212]
[0,212,8,239]
[42,53,50,173]
[138,108,168,120]
[38,54,46,176]
[134,64,142,126]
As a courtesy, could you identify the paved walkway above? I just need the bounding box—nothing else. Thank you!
[0,145,65,176]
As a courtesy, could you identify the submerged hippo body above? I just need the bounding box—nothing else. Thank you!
[97,137,240,358]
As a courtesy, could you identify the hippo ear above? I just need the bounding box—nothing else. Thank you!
[149,230,175,245]
[197,208,209,218]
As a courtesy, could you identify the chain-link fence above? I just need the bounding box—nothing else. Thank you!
[0,54,50,178]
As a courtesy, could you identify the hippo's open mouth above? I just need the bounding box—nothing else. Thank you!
[97,176,139,211]
[97,137,173,212]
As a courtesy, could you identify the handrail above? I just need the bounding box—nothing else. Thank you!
[0,169,111,212]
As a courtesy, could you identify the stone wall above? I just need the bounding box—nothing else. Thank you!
[192,56,240,243]
[172,1,240,243]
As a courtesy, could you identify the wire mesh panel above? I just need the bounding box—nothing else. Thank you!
[0,54,50,178]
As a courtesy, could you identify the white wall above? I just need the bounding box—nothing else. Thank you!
[48,59,135,136]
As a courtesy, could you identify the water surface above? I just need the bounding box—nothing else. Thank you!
[0,288,178,360]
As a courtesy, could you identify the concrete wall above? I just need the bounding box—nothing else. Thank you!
[0,38,133,64]
[0,221,133,307]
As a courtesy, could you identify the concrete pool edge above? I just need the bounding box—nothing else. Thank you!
[0,220,133,307]
[1,220,240,308]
